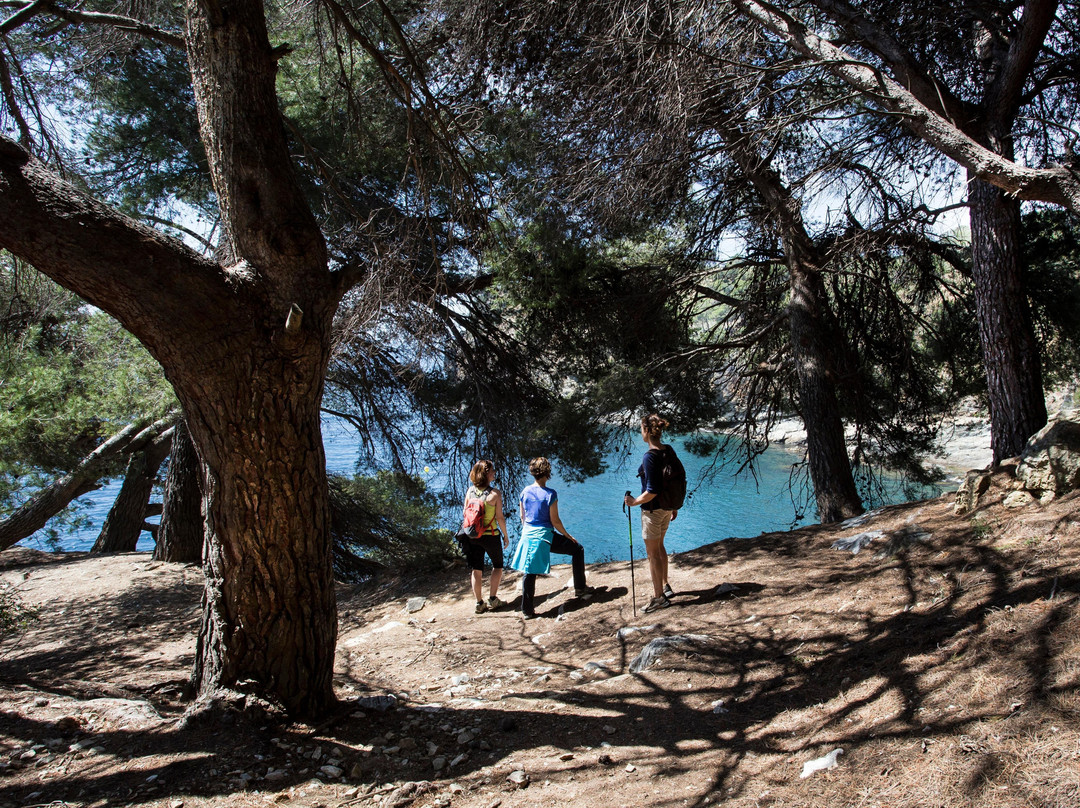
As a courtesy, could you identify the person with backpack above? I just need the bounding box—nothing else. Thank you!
[460,459,510,614]
[623,414,686,613]
[510,456,591,619]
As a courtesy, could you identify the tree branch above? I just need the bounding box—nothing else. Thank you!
[731,0,1080,210]
[809,0,972,127]
[1,0,185,48]
[0,136,238,363]
[987,0,1059,122]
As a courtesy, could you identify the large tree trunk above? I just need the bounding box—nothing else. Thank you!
[723,131,864,522]
[176,0,339,718]
[92,428,173,553]
[788,259,864,522]
[0,418,172,552]
[184,350,337,718]
[154,419,204,563]
[968,177,1047,462]
[0,0,341,718]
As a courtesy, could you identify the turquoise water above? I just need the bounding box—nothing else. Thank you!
[22,421,938,560]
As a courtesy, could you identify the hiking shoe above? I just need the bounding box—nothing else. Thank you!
[487,596,506,610]
[643,595,670,613]
[663,583,676,599]
[475,600,487,614]
[574,587,595,601]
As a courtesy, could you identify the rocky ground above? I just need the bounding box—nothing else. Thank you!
[2,463,1080,808]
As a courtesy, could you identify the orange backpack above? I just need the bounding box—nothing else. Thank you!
[460,488,490,540]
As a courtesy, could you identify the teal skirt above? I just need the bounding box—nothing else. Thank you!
[510,522,553,575]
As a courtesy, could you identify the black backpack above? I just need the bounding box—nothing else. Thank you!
[649,444,687,510]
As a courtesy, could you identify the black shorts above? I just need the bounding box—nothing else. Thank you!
[458,533,504,570]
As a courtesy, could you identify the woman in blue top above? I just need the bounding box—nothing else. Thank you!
[510,456,590,619]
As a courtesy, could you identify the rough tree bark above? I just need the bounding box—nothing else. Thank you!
[969,177,1047,461]
[154,419,204,563]
[92,427,174,553]
[0,417,173,552]
[0,0,342,718]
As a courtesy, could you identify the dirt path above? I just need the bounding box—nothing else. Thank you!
[2,474,1079,808]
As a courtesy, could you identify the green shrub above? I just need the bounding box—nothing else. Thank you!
[328,471,456,581]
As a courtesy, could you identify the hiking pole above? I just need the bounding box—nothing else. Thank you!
[623,490,637,617]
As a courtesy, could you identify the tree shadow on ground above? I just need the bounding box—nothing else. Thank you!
[2,498,1079,808]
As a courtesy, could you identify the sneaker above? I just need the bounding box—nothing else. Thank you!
[574,587,595,601]
[643,595,670,613]
[521,611,538,620]
[487,596,506,610]
[663,583,676,599]
[475,600,487,614]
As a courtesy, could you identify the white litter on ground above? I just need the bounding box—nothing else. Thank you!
[799,748,843,778]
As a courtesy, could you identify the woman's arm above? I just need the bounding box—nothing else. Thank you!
[493,490,509,547]
[623,490,657,508]
[549,500,577,544]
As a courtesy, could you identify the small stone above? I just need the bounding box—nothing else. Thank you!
[479,740,492,751]
[449,783,465,794]
[598,754,614,766]
[53,716,81,734]
[498,717,517,732]
[169,800,184,808]
[507,769,528,786]
[1003,490,1036,509]
[343,788,359,798]
[432,756,447,771]
[405,597,427,613]
[450,753,467,767]
[602,724,617,735]
[451,674,470,686]
[625,764,636,773]
[265,769,288,782]
[456,729,475,745]
[355,694,398,712]
[399,737,418,752]
[426,742,439,757]
[559,753,575,761]
[33,697,48,707]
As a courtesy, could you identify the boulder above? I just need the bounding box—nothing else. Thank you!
[953,470,992,515]
[1016,415,1080,497]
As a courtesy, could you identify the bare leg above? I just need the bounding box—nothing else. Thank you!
[471,569,484,602]
[489,568,503,598]
[644,538,666,598]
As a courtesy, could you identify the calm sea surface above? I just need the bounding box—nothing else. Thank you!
[22,419,941,562]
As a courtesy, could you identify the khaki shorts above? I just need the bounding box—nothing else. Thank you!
[641,508,673,544]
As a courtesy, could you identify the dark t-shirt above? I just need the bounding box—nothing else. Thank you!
[637,446,669,512]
